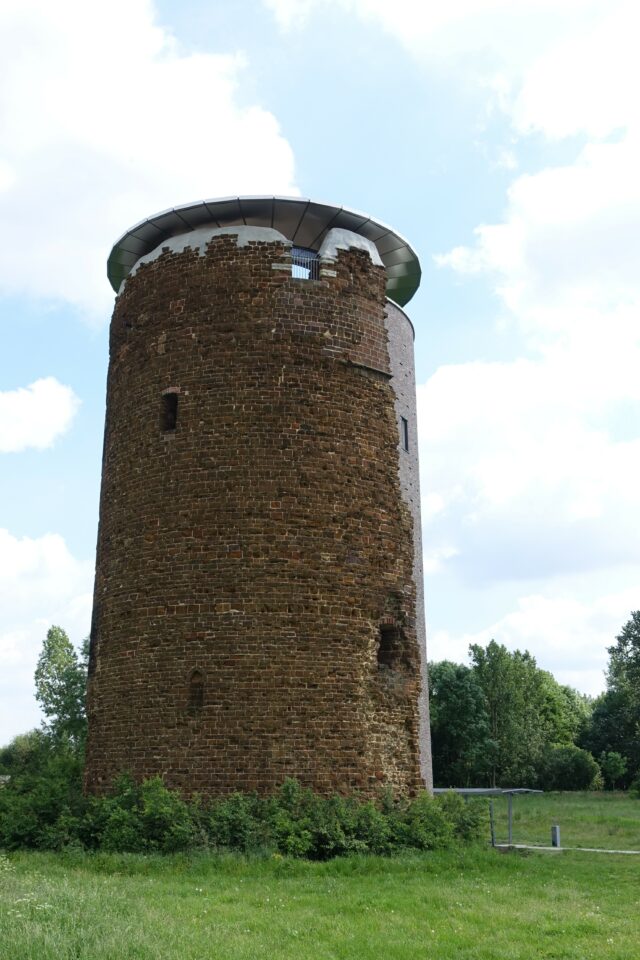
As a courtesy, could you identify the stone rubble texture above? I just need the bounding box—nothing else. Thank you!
[85,227,432,798]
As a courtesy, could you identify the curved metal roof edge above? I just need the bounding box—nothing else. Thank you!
[107,195,421,307]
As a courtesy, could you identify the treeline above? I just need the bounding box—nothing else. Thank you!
[430,612,640,791]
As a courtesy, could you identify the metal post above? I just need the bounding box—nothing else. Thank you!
[507,793,513,845]
[551,824,560,848]
[489,800,496,847]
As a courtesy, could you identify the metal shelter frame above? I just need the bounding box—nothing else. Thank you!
[433,787,544,846]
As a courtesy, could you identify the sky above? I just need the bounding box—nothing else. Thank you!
[1,0,639,742]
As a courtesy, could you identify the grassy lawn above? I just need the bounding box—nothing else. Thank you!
[1,793,639,960]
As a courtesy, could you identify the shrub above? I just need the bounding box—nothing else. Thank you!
[539,745,600,790]
[140,777,198,852]
[0,751,490,858]
[267,780,365,859]
[435,791,487,842]
[401,792,455,850]
[208,792,267,853]
[353,801,394,855]
[84,774,145,852]
[87,775,198,853]
[0,735,85,850]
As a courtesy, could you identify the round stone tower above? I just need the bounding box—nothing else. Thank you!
[85,196,432,797]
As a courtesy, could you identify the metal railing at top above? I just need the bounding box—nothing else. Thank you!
[291,246,320,280]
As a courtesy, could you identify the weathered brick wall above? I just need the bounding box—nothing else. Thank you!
[85,230,424,797]
[385,302,433,789]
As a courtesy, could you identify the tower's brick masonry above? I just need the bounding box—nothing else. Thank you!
[85,229,425,797]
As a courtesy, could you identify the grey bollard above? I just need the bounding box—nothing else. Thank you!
[551,824,561,848]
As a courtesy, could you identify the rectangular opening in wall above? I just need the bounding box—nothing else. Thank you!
[378,624,400,668]
[161,392,178,432]
[291,246,320,280]
[401,416,409,451]
[188,669,204,715]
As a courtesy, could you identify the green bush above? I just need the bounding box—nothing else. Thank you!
[435,791,487,842]
[0,758,489,857]
[353,800,394,854]
[539,745,600,790]
[266,780,365,859]
[208,792,267,853]
[401,792,455,849]
[84,774,144,852]
[0,734,85,850]
[86,775,198,853]
[140,777,199,852]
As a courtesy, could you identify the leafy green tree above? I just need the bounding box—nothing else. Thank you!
[0,729,48,775]
[580,690,635,784]
[599,751,627,790]
[470,640,550,787]
[536,676,593,747]
[557,685,593,743]
[580,613,640,786]
[34,626,88,745]
[428,661,494,787]
[607,611,640,698]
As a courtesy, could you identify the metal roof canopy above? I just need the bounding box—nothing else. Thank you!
[432,788,543,796]
[107,195,421,307]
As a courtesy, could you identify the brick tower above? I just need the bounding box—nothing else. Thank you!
[85,197,432,797]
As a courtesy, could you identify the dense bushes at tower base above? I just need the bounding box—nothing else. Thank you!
[0,773,487,857]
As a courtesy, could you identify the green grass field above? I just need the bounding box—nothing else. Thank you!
[1,793,638,960]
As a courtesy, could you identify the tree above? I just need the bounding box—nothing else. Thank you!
[580,690,636,785]
[428,661,494,787]
[469,640,551,786]
[0,729,48,775]
[580,613,640,786]
[607,611,640,698]
[599,751,627,790]
[535,676,593,747]
[34,626,88,745]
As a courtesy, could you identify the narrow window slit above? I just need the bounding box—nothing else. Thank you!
[188,669,204,714]
[401,416,409,452]
[161,392,179,432]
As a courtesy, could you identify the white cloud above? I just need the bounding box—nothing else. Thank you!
[0,528,92,743]
[512,2,638,140]
[426,56,640,583]
[437,135,640,343]
[0,0,297,318]
[265,1,635,159]
[0,377,79,453]
[417,351,640,582]
[424,1,640,586]
[428,587,639,695]
[264,0,607,80]
[423,543,459,576]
